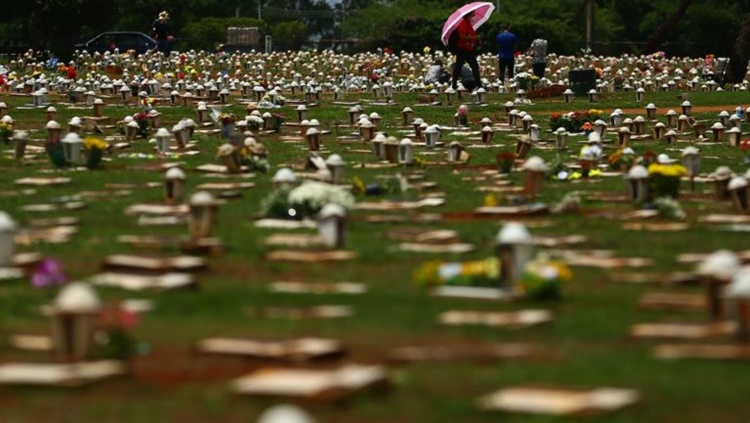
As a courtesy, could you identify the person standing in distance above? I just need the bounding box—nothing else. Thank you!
[449,11,483,90]
[529,31,548,79]
[152,11,174,55]
[495,24,517,85]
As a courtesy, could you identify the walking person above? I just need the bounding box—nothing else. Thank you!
[529,31,548,79]
[495,24,517,85]
[449,11,483,90]
[152,11,174,55]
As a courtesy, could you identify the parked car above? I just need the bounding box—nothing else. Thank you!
[75,32,157,55]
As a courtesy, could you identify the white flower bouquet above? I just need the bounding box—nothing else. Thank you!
[260,181,355,220]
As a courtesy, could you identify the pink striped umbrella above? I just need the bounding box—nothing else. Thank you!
[441,2,496,46]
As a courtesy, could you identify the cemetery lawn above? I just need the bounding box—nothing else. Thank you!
[1,89,750,422]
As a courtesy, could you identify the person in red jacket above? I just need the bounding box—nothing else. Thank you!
[66,62,77,80]
[449,11,483,90]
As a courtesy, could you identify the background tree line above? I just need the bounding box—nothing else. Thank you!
[0,0,749,61]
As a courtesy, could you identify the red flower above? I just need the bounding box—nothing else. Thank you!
[742,139,750,152]
[497,151,516,161]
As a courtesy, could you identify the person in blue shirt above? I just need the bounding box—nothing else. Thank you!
[495,24,517,84]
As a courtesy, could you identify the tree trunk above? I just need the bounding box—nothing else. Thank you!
[726,14,750,84]
[645,0,694,53]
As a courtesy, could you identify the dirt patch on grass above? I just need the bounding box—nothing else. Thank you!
[132,346,251,388]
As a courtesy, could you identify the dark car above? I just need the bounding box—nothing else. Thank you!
[74,32,157,55]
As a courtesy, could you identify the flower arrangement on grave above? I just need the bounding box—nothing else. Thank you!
[351,174,416,198]
[412,253,571,301]
[139,94,157,110]
[94,303,138,359]
[654,196,687,220]
[552,168,601,181]
[260,180,355,220]
[0,121,12,144]
[548,109,604,132]
[238,145,269,173]
[484,193,499,207]
[530,74,540,90]
[31,258,67,289]
[219,113,237,125]
[513,72,532,91]
[496,151,516,173]
[133,112,149,138]
[608,148,636,171]
[641,149,658,167]
[268,113,285,131]
[456,104,468,125]
[742,139,750,164]
[83,136,108,169]
[517,253,571,300]
[648,162,687,199]
[594,66,605,79]
[262,93,286,106]
[241,155,269,173]
[240,154,271,173]
[413,257,500,287]
[613,74,625,91]
[246,115,264,131]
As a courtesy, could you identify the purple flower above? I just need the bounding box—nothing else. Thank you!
[31,258,67,288]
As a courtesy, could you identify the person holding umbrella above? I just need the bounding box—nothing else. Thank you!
[442,3,494,89]
[448,11,483,90]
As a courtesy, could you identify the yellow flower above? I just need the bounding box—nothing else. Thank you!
[484,193,498,207]
[352,176,366,195]
[648,163,687,177]
[83,136,108,150]
[554,262,573,281]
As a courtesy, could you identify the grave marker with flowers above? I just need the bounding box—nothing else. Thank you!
[83,137,108,170]
[648,159,687,199]
[741,139,750,164]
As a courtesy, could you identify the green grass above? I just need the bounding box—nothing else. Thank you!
[1,88,750,422]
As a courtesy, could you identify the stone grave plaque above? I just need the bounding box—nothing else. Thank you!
[477,386,639,416]
[638,292,706,311]
[247,305,352,319]
[230,364,388,401]
[268,281,367,295]
[654,344,750,360]
[90,272,196,291]
[388,343,533,363]
[102,255,207,272]
[15,177,71,186]
[196,337,344,361]
[265,250,357,262]
[439,309,552,328]
[0,361,126,387]
[630,320,735,339]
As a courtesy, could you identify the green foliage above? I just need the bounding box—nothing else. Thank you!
[0,0,749,65]
[271,21,308,51]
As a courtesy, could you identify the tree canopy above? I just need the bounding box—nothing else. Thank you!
[0,0,748,59]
